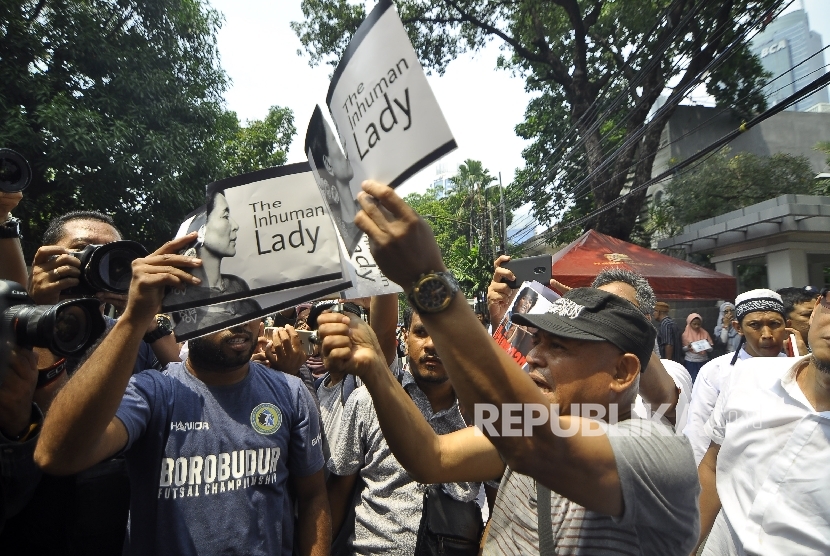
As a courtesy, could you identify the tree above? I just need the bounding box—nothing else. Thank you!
[649,148,816,238]
[218,106,296,179]
[814,141,830,195]
[292,0,776,242]
[405,159,514,299]
[1,0,233,255]
[448,159,496,251]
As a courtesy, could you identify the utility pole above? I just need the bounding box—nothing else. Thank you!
[498,172,507,254]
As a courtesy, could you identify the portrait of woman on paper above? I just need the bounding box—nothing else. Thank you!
[305,105,362,253]
[171,184,259,311]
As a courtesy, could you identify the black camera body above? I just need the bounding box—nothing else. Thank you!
[1,280,105,357]
[0,149,32,193]
[61,240,149,296]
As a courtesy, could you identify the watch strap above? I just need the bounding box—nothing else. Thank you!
[0,216,21,239]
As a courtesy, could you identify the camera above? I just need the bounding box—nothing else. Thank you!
[62,240,149,296]
[0,149,32,193]
[1,280,105,357]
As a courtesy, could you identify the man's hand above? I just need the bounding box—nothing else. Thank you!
[487,255,515,326]
[355,181,445,291]
[549,278,572,296]
[784,327,808,357]
[0,344,38,439]
[29,246,82,304]
[317,312,386,379]
[95,291,129,316]
[0,191,22,222]
[253,325,306,375]
[119,233,202,331]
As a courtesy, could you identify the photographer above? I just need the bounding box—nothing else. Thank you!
[0,211,175,555]
[29,210,180,373]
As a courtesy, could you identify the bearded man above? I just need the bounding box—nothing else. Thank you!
[34,232,330,556]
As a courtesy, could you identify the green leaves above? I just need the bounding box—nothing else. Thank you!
[1,0,297,257]
[657,147,815,232]
[217,106,296,179]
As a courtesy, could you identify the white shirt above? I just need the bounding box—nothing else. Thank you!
[632,359,692,434]
[702,356,830,555]
[683,349,789,464]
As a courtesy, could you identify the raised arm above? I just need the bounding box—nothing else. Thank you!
[639,352,680,426]
[0,192,27,286]
[34,233,202,474]
[369,293,399,366]
[318,312,505,484]
[486,255,515,327]
[352,181,633,516]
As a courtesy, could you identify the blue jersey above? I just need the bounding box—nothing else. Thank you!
[115,361,323,555]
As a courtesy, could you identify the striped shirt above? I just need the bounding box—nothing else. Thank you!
[483,420,700,555]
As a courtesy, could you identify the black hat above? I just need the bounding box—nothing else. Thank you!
[511,288,656,371]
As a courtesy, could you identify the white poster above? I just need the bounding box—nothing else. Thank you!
[162,163,346,313]
[340,235,402,298]
[305,0,456,255]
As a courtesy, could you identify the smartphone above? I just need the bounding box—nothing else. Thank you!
[786,333,797,357]
[296,329,316,356]
[503,255,553,289]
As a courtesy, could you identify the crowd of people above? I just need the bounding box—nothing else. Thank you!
[1,181,828,555]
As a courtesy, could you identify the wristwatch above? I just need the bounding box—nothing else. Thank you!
[408,271,460,313]
[0,216,21,239]
[143,313,174,344]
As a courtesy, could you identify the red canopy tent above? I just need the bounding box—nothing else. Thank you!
[550,230,736,300]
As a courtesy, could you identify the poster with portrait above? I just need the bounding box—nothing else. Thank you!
[492,281,560,368]
[161,163,346,313]
[169,278,351,341]
[340,234,403,298]
[305,0,456,255]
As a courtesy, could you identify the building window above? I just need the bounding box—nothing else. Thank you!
[735,256,768,293]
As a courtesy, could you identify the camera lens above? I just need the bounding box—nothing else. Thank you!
[3,298,105,357]
[83,241,148,294]
[0,149,32,193]
[52,304,91,354]
[98,248,137,292]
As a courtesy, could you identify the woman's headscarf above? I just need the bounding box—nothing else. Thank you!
[716,302,737,332]
[681,313,712,345]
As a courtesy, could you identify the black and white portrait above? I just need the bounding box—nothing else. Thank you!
[166,183,260,311]
[306,105,362,254]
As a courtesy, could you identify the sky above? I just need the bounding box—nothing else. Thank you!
[210,0,830,232]
[211,0,532,200]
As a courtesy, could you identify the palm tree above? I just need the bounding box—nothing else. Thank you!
[450,159,497,253]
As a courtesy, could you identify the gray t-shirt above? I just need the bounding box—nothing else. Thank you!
[318,373,366,463]
[484,419,700,555]
[327,365,479,554]
[115,361,324,555]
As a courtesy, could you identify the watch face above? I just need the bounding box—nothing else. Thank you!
[415,275,453,312]
[157,314,174,333]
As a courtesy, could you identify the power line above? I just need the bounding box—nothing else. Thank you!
[517,68,830,253]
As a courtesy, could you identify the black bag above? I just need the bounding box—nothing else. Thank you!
[414,484,483,556]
